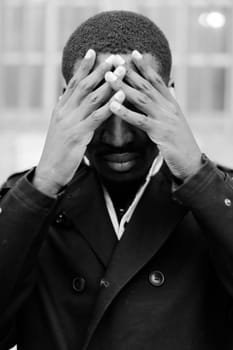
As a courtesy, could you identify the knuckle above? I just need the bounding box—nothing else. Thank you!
[167,114,177,126]
[140,81,152,95]
[127,66,133,74]
[53,108,64,123]
[91,110,98,119]
[79,80,91,93]
[126,66,134,78]
[53,104,60,115]
[139,64,146,75]
[80,57,93,73]
[88,93,100,105]
[121,110,128,119]
[137,94,150,106]
[67,131,77,145]
[68,130,86,146]
[81,62,90,73]
[160,122,173,142]
[163,129,173,143]
[90,110,102,123]
[169,102,179,115]
[137,115,148,129]
[155,76,163,85]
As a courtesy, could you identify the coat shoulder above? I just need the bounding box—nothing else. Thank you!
[216,163,233,176]
[0,169,31,200]
[2,169,31,188]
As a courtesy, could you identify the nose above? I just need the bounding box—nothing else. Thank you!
[100,115,133,147]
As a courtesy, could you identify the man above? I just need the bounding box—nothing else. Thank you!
[0,10,233,350]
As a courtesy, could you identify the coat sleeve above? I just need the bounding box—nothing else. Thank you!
[0,169,59,349]
[173,155,233,297]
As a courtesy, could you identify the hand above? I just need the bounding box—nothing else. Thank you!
[106,50,202,180]
[34,50,126,196]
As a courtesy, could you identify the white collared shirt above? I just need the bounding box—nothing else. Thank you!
[102,153,163,240]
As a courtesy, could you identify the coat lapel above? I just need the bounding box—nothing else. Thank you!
[83,166,189,349]
[57,165,118,267]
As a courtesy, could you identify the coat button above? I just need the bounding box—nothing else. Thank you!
[224,198,231,207]
[55,212,66,224]
[100,278,110,288]
[171,195,183,205]
[149,271,165,287]
[72,277,86,293]
[55,212,72,227]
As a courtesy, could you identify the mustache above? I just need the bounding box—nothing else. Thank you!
[95,144,144,156]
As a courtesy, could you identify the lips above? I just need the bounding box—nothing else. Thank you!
[102,152,139,172]
[103,152,139,162]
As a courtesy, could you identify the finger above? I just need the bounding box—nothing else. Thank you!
[109,99,179,146]
[80,102,112,133]
[79,82,113,119]
[114,65,127,80]
[105,71,153,115]
[111,89,126,104]
[124,63,165,103]
[58,49,96,107]
[113,54,125,67]
[125,64,172,110]
[63,56,120,117]
[105,70,176,124]
[78,86,125,125]
[104,65,126,89]
[70,49,97,86]
[125,64,151,90]
[131,50,175,103]
[69,54,115,106]
[109,100,152,133]
[78,89,125,133]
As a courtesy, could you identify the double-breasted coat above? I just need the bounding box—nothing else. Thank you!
[0,157,233,349]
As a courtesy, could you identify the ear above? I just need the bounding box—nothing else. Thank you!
[168,79,176,98]
[58,86,67,101]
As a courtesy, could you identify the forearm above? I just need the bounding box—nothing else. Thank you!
[173,156,233,295]
[0,170,59,312]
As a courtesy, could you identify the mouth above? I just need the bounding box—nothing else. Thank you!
[102,152,139,172]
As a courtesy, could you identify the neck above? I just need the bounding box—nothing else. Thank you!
[103,178,145,215]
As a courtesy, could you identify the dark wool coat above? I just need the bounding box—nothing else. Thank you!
[0,158,233,350]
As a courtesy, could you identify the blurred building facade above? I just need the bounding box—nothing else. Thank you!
[0,0,233,184]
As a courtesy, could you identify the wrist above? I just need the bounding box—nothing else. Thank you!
[32,169,63,197]
[174,153,206,182]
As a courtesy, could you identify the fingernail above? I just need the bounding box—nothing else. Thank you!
[105,54,115,65]
[85,49,95,59]
[132,50,142,60]
[105,71,117,82]
[114,55,125,66]
[110,101,121,113]
[113,90,125,103]
[114,66,126,78]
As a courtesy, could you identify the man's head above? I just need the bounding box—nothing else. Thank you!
[62,11,172,184]
[62,11,172,85]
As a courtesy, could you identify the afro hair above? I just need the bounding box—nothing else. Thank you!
[62,10,172,84]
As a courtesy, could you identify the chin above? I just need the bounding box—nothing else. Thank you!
[92,159,150,184]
